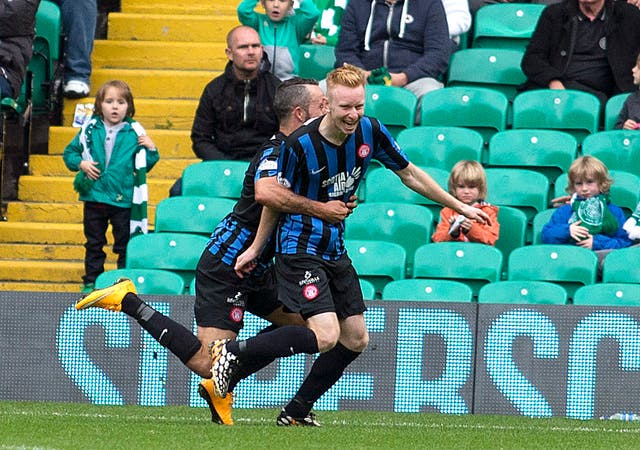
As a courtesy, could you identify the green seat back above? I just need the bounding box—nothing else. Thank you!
[365,85,418,138]
[447,48,526,101]
[154,196,235,235]
[604,93,630,131]
[495,206,527,267]
[381,278,473,302]
[487,129,577,181]
[344,239,407,296]
[477,280,568,304]
[413,242,503,295]
[602,247,640,284]
[486,168,550,220]
[581,131,640,177]
[396,126,484,170]
[573,283,640,306]
[512,89,601,143]
[96,268,186,295]
[507,244,598,298]
[359,278,377,300]
[532,208,555,245]
[297,44,335,80]
[182,160,248,199]
[419,87,508,144]
[472,3,546,51]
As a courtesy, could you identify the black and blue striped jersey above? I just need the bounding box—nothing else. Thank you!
[206,132,286,275]
[276,116,409,260]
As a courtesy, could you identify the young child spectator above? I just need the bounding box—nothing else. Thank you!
[541,156,633,258]
[308,0,346,46]
[432,160,500,244]
[615,52,640,130]
[63,80,160,292]
[623,201,640,241]
[238,0,320,80]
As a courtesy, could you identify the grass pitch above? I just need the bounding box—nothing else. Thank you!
[2,401,640,449]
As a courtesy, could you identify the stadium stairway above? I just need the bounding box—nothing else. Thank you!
[0,0,240,292]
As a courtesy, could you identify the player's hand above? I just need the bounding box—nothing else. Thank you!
[79,160,101,180]
[460,204,491,226]
[569,221,590,242]
[321,196,358,224]
[234,247,259,278]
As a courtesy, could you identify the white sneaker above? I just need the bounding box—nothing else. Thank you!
[63,80,90,98]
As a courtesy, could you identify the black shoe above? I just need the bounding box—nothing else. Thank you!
[276,408,321,427]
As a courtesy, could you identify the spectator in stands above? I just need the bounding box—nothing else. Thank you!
[63,80,159,293]
[615,52,640,130]
[334,0,452,102]
[0,0,38,100]
[308,0,347,46]
[442,0,472,48]
[432,160,500,244]
[238,0,319,80]
[542,156,633,269]
[55,0,97,98]
[623,201,640,241]
[520,0,640,106]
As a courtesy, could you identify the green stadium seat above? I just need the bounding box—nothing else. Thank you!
[419,87,509,144]
[601,247,640,284]
[581,131,640,177]
[573,283,640,306]
[413,242,503,295]
[345,239,407,297]
[487,130,577,182]
[485,168,550,220]
[507,244,598,298]
[447,48,526,101]
[381,278,473,302]
[344,202,433,277]
[182,160,248,199]
[95,268,186,295]
[297,44,335,80]
[512,89,601,144]
[531,208,556,245]
[360,278,376,300]
[477,280,568,304]
[154,196,235,235]
[396,126,484,170]
[604,93,630,131]
[472,3,546,51]
[495,206,527,269]
[365,85,418,137]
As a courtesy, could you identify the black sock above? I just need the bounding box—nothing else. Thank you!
[226,325,318,361]
[227,324,280,392]
[121,293,201,365]
[285,342,361,418]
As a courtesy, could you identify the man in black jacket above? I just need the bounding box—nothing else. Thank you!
[521,0,640,106]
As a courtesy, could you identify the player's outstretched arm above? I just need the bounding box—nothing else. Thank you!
[235,206,280,278]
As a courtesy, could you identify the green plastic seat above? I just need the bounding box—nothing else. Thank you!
[412,242,503,295]
[512,89,601,144]
[344,239,407,297]
[601,247,640,284]
[485,168,550,220]
[395,126,484,170]
[381,278,473,302]
[182,160,248,199]
[531,208,555,245]
[604,93,630,131]
[95,268,186,295]
[487,129,578,181]
[126,232,210,288]
[573,283,640,306]
[359,278,376,300]
[297,44,335,80]
[419,87,509,144]
[507,244,598,298]
[344,202,433,277]
[365,85,418,137]
[495,206,527,269]
[581,131,640,177]
[154,196,235,235]
[447,48,526,101]
[477,280,568,304]
[472,3,546,51]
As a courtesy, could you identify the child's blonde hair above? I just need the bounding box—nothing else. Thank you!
[326,63,366,90]
[93,80,135,119]
[566,156,612,194]
[448,160,487,199]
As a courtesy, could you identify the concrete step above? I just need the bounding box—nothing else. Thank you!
[93,40,227,71]
[18,175,174,204]
[5,201,158,225]
[108,13,238,43]
[0,222,112,245]
[29,154,197,179]
[63,98,198,129]
[121,0,239,16]
[0,260,115,283]
[0,242,116,261]
[0,281,84,293]
[48,127,194,158]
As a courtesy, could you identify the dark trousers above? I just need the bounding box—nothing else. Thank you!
[83,202,130,284]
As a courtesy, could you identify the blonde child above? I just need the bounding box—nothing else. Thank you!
[615,52,640,130]
[63,80,159,292]
[238,0,319,80]
[432,160,500,244]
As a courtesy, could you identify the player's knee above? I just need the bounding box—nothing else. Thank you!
[313,328,340,353]
[348,329,369,353]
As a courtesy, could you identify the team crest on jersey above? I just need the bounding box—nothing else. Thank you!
[303,284,319,300]
[358,144,371,158]
[230,307,244,323]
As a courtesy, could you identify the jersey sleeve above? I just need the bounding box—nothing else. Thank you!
[369,118,410,171]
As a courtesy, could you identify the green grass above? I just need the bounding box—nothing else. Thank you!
[2,401,640,449]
